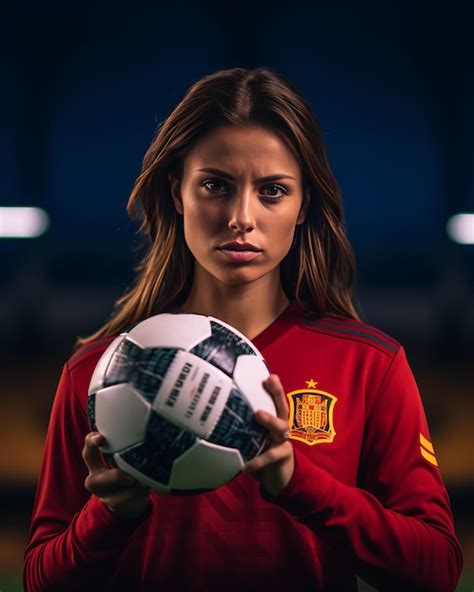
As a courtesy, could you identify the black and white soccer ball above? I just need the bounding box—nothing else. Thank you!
[87,313,276,494]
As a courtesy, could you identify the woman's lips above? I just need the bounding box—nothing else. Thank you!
[218,248,262,262]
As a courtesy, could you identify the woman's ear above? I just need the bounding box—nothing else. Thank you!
[168,172,183,215]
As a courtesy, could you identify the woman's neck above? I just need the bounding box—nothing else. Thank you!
[179,271,290,341]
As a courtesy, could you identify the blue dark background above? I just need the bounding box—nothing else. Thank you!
[0,1,472,589]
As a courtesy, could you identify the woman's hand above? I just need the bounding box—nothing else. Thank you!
[82,432,151,519]
[244,374,294,498]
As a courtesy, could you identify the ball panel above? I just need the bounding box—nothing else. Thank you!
[116,410,197,490]
[127,313,212,350]
[113,452,170,494]
[118,442,172,488]
[133,347,180,402]
[146,409,198,459]
[190,320,255,377]
[232,355,275,415]
[104,338,143,385]
[88,334,126,394]
[153,350,232,438]
[104,340,180,404]
[94,384,150,453]
[207,387,268,461]
[208,317,262,356]
[169,440,244,491]
[87,392,97,431]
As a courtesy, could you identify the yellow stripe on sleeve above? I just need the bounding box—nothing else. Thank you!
[420,446,438,466]
[420,433,435,454]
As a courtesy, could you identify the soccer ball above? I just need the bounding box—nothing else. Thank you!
[87,313,276,493]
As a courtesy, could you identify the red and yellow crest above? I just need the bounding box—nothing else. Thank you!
[287,380,337,445]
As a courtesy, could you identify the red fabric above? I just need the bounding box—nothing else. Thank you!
[23,304,463,591]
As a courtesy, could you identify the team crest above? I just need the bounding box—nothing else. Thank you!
[287,379,337,445]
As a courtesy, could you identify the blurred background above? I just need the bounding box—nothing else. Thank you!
[1,0,473,590]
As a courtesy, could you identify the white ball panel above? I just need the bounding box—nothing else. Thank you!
[208,316,263,357]
[126,313,212,350]
[153,350,233,439]
[88,334,127,395]
[233,356,276,415]
[113,454,171,494]
[95,384,150,453]
[170,440,244,490]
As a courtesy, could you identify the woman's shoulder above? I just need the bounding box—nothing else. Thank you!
[67,334,120,374]
[289,304,401,359]
[54,335,122,404]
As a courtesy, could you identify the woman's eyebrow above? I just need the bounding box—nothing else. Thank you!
[196,167,296,183]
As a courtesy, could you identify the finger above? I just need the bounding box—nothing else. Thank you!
[85,468,137,496]
[254,410,290,444]
[101,486,150,511]
[245,442,291,474]
[263,374,289,419]
[82,432,109,473]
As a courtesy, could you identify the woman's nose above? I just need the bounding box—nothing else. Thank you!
[227,190,255,233]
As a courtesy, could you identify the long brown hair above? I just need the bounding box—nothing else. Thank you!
[77,67,359,347]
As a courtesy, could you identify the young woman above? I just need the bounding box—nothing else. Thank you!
[23,67,463,591]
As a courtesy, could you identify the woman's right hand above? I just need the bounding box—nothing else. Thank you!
[82,432,151,519]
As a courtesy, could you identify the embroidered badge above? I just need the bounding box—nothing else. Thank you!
[286,379,337,445]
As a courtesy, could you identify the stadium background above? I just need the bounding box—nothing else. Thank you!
[1,1,472,590]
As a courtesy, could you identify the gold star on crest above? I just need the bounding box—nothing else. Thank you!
[305,379,318,389]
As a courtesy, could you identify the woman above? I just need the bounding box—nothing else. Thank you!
[23,67,463,591]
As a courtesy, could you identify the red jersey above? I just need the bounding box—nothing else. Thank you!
[23,304,463,591]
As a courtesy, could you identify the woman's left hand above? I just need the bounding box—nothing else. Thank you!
[244,373,294,498]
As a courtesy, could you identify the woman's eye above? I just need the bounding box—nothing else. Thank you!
[201,180,289,200]
[202,180,228,193]
[261,184,289,201]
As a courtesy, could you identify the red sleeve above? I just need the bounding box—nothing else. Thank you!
[23,363,151,592]
[261,347,463,592]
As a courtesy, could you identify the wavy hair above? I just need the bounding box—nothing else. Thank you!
[77,67,359,347]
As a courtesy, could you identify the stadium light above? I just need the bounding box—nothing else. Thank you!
[0,207,50,238]
[446,213,474,245]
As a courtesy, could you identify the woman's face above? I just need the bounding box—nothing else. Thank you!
[169,123,307,288]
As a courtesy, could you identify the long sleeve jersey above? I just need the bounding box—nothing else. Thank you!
[23,303,463,591]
